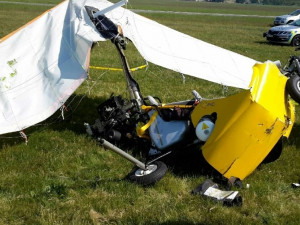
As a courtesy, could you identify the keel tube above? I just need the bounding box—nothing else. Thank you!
[98,138,147,170]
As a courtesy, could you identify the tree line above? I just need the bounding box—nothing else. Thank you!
[205,0,299,5]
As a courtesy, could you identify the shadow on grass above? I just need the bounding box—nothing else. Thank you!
[0,134,24,150]
[153,221,205,225]
[162,146,221,180]
[52,94,221,181]
[1,93,298,185]
[9,94,298,181]
[254,40,296,49]
[0,94,106,150]
[255,40,283,46]
[286,122,300,146]
[45,94,107,135]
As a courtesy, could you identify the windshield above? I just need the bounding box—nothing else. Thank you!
[290,9,300,16]
[291,19,300,27]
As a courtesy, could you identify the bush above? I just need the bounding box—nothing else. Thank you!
[236,0,299,4]
[205,0,225,2]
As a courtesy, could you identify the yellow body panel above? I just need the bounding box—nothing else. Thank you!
[191,62,295,180]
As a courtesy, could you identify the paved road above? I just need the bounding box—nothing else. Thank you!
[0,0,54,7]
[0,1,274,18]
[133,9,274,18]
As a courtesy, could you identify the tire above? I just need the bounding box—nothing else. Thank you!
[127,161,167,186]
[287,75,300,104]
[292,35,300,47]
[262,137,283,164]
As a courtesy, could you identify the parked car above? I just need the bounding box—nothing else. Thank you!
[263,19,300,46]
[274,9,300,26]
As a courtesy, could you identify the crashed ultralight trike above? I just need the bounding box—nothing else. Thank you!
[83,5,296,187]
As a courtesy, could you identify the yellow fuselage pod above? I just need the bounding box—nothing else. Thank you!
[191,62,295,180]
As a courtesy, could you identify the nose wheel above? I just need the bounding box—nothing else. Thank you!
[127,161,168,186]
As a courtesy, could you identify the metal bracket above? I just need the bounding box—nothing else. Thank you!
[93,0,128,18]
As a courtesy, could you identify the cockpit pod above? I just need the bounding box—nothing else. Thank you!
[191,61,295,180]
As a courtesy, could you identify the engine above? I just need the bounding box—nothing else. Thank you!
[90,95,149,144]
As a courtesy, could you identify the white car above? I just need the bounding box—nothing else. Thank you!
[264,19,300,46]
[274,9,300,26]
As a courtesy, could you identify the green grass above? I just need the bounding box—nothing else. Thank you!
[127,0,299,15]
[0,1,299,224]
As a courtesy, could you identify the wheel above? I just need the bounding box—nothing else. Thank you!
[262,137,283,164]
[287,75,300,104]
[127,161,167,186]
[292,35,300,47]
[287,20,294,24]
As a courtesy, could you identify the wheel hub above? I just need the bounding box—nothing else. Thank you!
[135,164,158,177]
[297,80,300,91]
[296,38,300,46]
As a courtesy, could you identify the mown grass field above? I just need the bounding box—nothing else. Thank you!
[0,0,299,224]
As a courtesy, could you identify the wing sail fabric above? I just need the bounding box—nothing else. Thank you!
[0,0,103,135]
[123,12,256,89]
[0,0,256,135]
[86,0,257,89]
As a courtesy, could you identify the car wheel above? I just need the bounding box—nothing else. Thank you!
[287,20,294,24]
[292,35,300,46]
[287,75,300,104]
[127,161,167,186]
[262,137,282,164]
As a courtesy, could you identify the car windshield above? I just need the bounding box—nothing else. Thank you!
[291,19,300,27]
[290,9,300,16]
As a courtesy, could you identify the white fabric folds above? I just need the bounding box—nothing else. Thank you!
[0,0,256,134]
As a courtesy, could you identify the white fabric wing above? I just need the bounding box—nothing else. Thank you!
[0,0,256,135]
[86,0,257,89]
[0,0,103,134]
[122,13,257,89]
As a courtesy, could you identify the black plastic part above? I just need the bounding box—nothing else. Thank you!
[191,179,216,195]
[108,129,122,141]
[85,6,118,39]
[223,194,243,207]
[126,161,168,186]
[191,179,243,207]
[227,177,243,190]
[294,58,300,74]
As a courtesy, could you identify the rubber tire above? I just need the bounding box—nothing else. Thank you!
[262,137,283,164]
[127,161,167,186]
[287,75,300,104]
[292,35,300,47]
